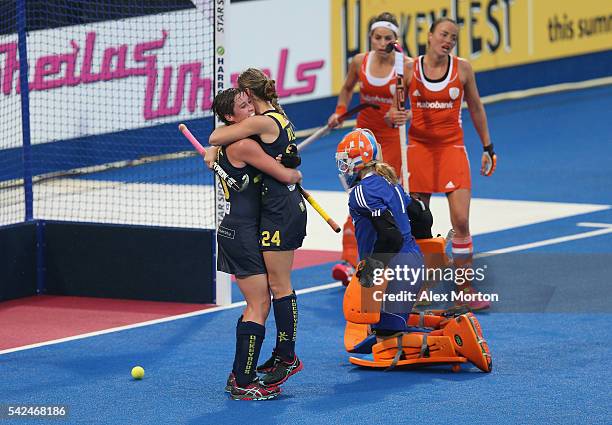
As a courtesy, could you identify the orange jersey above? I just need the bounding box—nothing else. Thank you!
[356,52,399,139]
[408,55,464,146]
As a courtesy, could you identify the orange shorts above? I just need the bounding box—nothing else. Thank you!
[408,142,471,193]
[377,132,404,179]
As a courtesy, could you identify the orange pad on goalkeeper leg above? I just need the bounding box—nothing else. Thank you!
[349,333,467,369]
[343,321,376,353]
[343,274,387,324]
[341,217,358,268]
[415,236,448,269]
[407,311,450,329]
[442,314,492,372]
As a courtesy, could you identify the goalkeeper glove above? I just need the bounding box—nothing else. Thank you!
[355,257,385,288]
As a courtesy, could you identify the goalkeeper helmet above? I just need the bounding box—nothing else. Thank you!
[336,128,382,187]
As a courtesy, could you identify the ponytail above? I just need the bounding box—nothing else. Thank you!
[361,161,398,185]
[237,68,287,118]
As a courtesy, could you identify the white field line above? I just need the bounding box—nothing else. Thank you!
[0,282,342,356]
[2,223,610,355]
[476,222,612,258]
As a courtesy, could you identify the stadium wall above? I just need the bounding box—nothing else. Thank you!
[0,0,609,162]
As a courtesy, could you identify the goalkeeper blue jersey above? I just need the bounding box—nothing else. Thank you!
[348,173,420,260]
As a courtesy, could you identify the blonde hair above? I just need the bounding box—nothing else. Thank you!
[237,68,287,118]
[360,161,398,185]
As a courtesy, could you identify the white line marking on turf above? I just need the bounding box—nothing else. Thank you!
[577,222,612,229]
[0,282,343,356]
[2,222,610,355]
[476,223,612,258]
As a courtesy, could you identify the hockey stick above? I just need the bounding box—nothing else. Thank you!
[178,123,249,192]
[298,185,341,233]
[387,42,410,192]
[296,103,380,152]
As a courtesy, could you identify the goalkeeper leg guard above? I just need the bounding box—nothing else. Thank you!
[343,272,387,324]
[341,216,359,267]
[442,313,492,372]
[348,332,467,370]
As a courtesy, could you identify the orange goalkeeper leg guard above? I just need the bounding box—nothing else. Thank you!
[406,306,473,330]
[349,332,467,371]
[341,217,358,267]
[343,273,387,324]
[442,313,492,372]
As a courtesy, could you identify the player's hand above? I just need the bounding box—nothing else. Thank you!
[203,146,219,169]
[384,109,411,127]
[287,169,302,185]
[327,113,341,129]
[355,257,385,288]
[328,105,347,129]
[481,144,497,176]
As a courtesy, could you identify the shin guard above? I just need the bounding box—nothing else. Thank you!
[272,292,298,361]
[235,321,265,386]
[349,332,467,370]
[343,273,387,324]
[442,314,492,372]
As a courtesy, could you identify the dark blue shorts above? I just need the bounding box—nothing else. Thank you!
[217,215,266,278]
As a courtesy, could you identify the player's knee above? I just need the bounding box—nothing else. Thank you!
[267,274,293,299]
[260,296,271,318]
[245,297,271,322]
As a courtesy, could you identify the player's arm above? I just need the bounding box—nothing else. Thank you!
[356,211,404,288]
[460,59,496,176]
[403,56,414,90]
[351,184,404,287]
[209,115,277,146]
[385,55,413,127]
[371,211,404,259]
[231,138,302,185]
[328,54,362,128]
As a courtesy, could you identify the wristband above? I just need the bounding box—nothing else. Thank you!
[335,105,347,116]
[483,143,495,155]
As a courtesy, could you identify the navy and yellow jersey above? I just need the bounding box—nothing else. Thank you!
[258,109,297,158]
[349,173,420,260]
[257,110,299,198]
[216,145,262,219]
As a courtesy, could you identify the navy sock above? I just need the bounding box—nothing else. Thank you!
[273,292,298,361]
[232,315,243,375]
[234,321,265,387]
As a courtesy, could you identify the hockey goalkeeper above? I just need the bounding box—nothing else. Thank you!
[336,128,492,372]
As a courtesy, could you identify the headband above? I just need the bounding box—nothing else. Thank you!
[370,21,399,36]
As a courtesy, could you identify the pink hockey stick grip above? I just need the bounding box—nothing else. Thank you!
[178,124,206,155]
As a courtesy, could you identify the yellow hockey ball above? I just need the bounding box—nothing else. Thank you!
[131,366,145,380]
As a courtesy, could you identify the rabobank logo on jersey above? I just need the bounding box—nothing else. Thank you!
[362,94,393,105]
[416,101,454,109]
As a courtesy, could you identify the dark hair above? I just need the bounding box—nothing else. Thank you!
[429,17,457,34]
[211,87,242,125]
[369,12,399,30]
[237,68,286,118]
